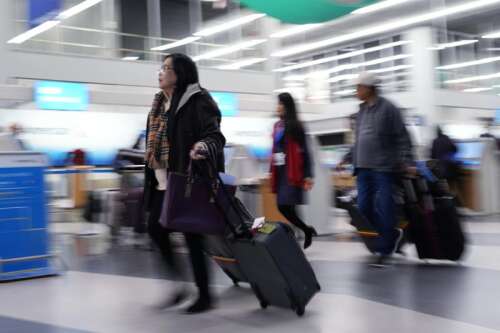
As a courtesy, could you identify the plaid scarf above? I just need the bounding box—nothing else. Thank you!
[145,92,170,169]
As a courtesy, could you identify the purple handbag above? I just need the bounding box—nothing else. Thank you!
[159,169,236,235]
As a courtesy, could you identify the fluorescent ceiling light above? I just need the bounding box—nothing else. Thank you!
[485,47,500,51]
[437,56,500,70]
[370,64,413,73]
[122,56,139,61]
[283,75,307,81]
[194,13,266,37]
[463,87,493,92]
[272,0,500,58]
[270,24,324,39]
[151,36,201,51]
[274,41,410,72]
[352,0,412,15]
[334,89,356,96]
[429,39,478,50]
[193,39,267,61]
[482,30,500,39]
[328,74,359,83]
[445,72,500,84]
[57,0,103,20]
[7,0,105,44]
[317,54,411,77]
[217,57,267,70]
[7,20,60,44]
[283,54,411,81]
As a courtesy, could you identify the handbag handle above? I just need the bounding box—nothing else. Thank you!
[192,157,252,238]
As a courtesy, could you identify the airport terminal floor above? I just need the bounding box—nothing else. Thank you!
[2,214,500,333]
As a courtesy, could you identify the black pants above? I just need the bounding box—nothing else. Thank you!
[148,189,210,298]
[277,204,309,234]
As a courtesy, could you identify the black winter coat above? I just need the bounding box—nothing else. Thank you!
[144,84,226,211]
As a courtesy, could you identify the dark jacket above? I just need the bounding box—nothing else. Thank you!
[431,133,459,180]
[144,84,226,211]
[349,97,413,173]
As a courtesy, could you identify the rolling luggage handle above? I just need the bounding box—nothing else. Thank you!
[190,156,253,239]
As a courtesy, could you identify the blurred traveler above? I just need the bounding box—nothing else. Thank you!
[144,53,225,314]
[8,124,26,150]
[349,72,413,267]
[431,126,460,185]
[271,92,316,249]
[480,121,500,150]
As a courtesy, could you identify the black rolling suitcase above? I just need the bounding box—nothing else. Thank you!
[201,159,320,316]
[205,197,254,286]
[205,234,248,285]
[336,188,408,254]
[229,222,321,316]
[403,176,465,261]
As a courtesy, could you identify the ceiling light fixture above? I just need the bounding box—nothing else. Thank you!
[482,30,500,39]
[151,36,201,51]
[193,39,267,61]
[7,20,60,44]
[463,87,494,92]
[274,40,411,72]
[217,57,267,70]
[194,13,266,37]
[352,0,412,15]
[122,56,139,61]
[7,0,104,44]
[270,24,325,39]
[429,39,478,50]
[437,56,500,70]
[272,0,500,58]
[445,72,500,84]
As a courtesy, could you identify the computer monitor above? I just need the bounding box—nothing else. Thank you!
[455,141,485,166]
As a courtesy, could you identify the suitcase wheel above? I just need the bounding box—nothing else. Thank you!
[295,306,305,317]
[260,301,268,309]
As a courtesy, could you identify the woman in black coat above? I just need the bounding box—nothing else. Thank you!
[144,53,225,314]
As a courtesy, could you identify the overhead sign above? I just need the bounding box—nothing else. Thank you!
[29,0,61,28]
[35,81,89,111]
[210,92,239,117]
[496,109,500,124]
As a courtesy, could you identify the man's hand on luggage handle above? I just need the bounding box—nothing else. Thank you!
[304,178,314,191]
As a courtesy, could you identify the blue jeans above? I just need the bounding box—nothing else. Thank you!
[356,169,398,255]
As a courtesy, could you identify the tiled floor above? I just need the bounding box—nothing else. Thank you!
[1,216,500,333]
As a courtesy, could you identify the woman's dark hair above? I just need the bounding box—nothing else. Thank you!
[164,53,199,113]
[278,92,304,141]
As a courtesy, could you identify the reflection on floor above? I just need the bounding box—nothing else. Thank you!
[1,217,500,333]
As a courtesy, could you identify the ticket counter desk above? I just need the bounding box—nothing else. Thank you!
[455,139,500,215]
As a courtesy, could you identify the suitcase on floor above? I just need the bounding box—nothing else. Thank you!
[100,189,124,236]
[229,222,321,317]
[403,177,465,261]
[337,190,408,254]
[122,187,146,234]
[205,195,254,285]
[201,159,320,316]
[205,235,248,285]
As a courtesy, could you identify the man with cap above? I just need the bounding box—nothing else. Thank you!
[345,72,413,267]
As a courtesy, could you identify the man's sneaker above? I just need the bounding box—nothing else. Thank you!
[369,255,390,268]
[392,228,404,255]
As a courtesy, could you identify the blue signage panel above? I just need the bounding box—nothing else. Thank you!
[0,153,56,281]
[35,81,89,111]
[496,109,500,124]
[29,0,61,28]
[210,92,239,117]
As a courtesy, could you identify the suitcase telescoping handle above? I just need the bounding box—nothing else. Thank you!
[192,154,253,238]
